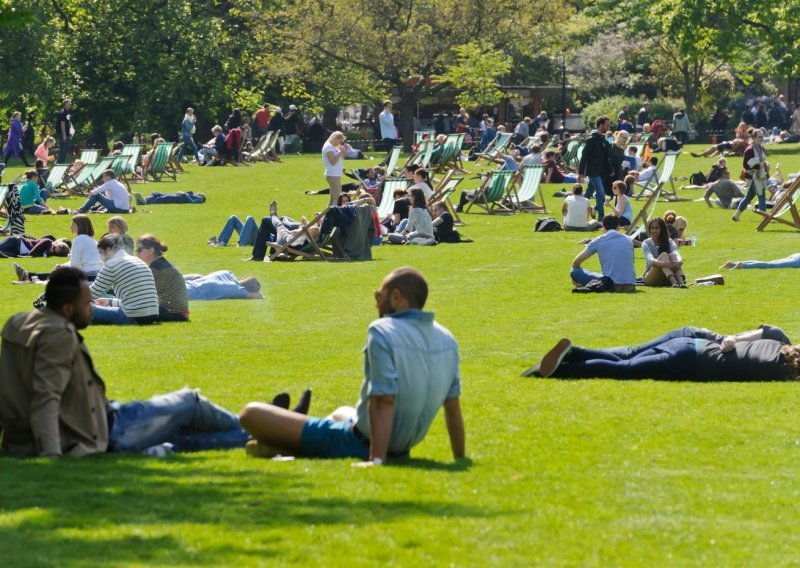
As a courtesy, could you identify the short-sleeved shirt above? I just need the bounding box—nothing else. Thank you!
[696,340,789,381]
[353,310,460,455]
[56,109,72,138]
[322,142,343,177]
[392,197,411,220]
[185,271,249,301]
[585,229,636,285]
[544,158,564,183]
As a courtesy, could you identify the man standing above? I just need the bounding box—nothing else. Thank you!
[636,102,650,132]
[283,104,301,152]
[268,107,285,153]
[0,267,252,457]
[578,115,612,219]
[570,215,636,292]
[253,103,271,141]
[379,100,397,154]
[239,267,466,465]
[56,99,74,164]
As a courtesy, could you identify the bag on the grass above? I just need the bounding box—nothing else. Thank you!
[572,276,615,294]
[535,217,562,232]
[690,171,707,185]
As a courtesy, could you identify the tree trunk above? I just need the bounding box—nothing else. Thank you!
[322,106,339,132]
[399,89,416,152]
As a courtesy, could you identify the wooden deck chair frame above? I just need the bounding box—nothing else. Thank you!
[511,165,547,212]
[86,157,116,189]
[465,170,515,215]
[264,130,281,162]
[63,162,97,195]
[110,156,133,191]
[79,149,100,164]
[476,132,512,164]
[267,209,333,261]
[754,175,800,231]
[404,139,430,168]
[377,177,411,219]
[428,172,463,224]
[169,143,185,173]
[438,133,466,172]
[635,152,681,201]
[243,132,271,162]
[626,183,663,238]
[148,142,177,181]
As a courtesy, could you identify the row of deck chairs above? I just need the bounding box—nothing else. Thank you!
[463,166,548,215]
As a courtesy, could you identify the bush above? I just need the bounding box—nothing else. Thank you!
[582,96,687,129]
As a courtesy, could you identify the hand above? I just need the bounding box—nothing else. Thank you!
[94,298,110,307]
[720,335,736,353]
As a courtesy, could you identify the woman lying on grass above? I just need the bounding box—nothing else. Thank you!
[721,253,800,270]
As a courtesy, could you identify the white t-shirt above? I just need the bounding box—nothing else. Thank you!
[638,166,658,184]
[521,153,544,167]
[379,109,396,140]
[410,182,433,201]
[322,142,343,177]
[68,234,103,274]
[563,194,590,228]
[91,179,130,210]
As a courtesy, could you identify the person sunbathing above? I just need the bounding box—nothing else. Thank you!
[691,123,749,157]
[721,253,800,270]
[184,271,264,300]
[0,235,70,259]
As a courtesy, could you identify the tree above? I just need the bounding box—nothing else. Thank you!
[435,42,512,111]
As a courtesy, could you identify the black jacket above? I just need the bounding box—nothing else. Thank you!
[578,132,612,177]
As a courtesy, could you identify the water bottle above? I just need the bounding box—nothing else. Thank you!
[690,232,697,247]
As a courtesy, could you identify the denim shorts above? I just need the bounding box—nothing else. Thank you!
[299,417,369,460]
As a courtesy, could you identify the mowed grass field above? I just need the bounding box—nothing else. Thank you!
[1,144,799,566]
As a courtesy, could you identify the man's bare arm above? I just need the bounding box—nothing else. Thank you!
[572,249,592,268]
[443,397,466,459]
[367,395,395,461]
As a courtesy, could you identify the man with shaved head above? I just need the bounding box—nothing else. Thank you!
[240,267,466,466]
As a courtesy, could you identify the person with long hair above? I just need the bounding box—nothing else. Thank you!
[107,216,134,254]
[641,217,686,287]
[608,180,632,227]
[387,187,434,245]
[322,131,349,206]
[732,128,769,221]
[135,234,189,322]
[180,107,200,163]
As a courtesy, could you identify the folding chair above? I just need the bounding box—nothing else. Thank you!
[377,177,411,219]
[267,209,334,261]
[755,176,800,231]
[79,149,100,164]
[635,152,681,200]
[465,170,515,214]
[243,132,271,162]
[44,164,71,194]
[63,162,98,195]
[428,170,463,224]
[120,144,144,177]
[626,183,664,238]
[148,142,177,181]
[110,156,133,190]
[511,165,547,212]
[384,145,402,176]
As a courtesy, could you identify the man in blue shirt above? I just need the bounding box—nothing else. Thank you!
[239,267,467,466]
[378,99,397,154]
[570,215,636,291]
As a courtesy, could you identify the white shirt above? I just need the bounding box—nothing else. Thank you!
[68,234,103,273]
[379,109,396,140]
[410,182,433,201]
[91,179,130,210]
[638,166,658,184]
[322,142,343,177]
[563,194,590,228]
[521,153,544,167]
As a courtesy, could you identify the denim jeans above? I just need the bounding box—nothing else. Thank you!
[218,215,258,246]
[91,305,157,325]
[736,182,767,212]
[179,136,201,162]
[251,216,300,260]
[23,204,49,215]
[584,176,605,218]
[57,138,71,164]
[109,388,249,452]
[600,327,721,357]
[741,253,800,269]
[570,266,602,286]
[79,193,128,214]
[552,337,698,380]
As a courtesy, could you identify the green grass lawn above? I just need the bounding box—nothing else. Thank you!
[1,145,799,566]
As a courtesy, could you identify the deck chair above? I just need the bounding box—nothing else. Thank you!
[44,164,71,194]
[63,162,98,194]
[243,132,271,162]
[405,140,430,168]
[120,144,143,177]
[384,145,402,176]
[110,156,133,190]
[755,176,800,231]
[465,170,515,214]
[437,133,466,172]
[635,151,681,200]
[148,142,177,181]
[428,170,463,224]
[79,149,100,164]
[511,165,547,212]
[626,182,664,238]
[377,177,411,219]
[169,143,185,173]
[85,157,116,188]
[264,130,281,162]
[267,209,334,261]
[476,132,513,163]
[414,130,436,144]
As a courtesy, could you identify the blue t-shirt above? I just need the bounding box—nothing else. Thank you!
[499,155,519,172]
[185,271,248,300]
[585,229,636,285]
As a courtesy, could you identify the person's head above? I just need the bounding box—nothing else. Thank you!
[51,239,71,257]
[624,174,635,191]
[135,234,167,265]
[337,193,351,206]
[212,125,223,135]
[374,267,428,316]
[643,102,650,109]
[664,210,677,225]
[62,98,72,110]
[647,216,670,249]
[544,149,556,160]
[97,234,125,262]
[615,131,630,146]
[71,214,94,237]
[431,201,446,216]
[107,216,128,235]
[627,145,638,155]
[239,276,261,293]
[523,117,531,124]
[413,168,429,184]
[410,187,426,208]
[649,156,658,167]
[751,129,764,143]
[45,267,92,329]
[602,214,620,231]
[186,107,194,116]
[365,168,376,179]
[232,108,242,119]
[11,111,21,121]
[459,107,466,116]
[642,123,651,133]
[35,159,45,169]
[612,180,626,196]
[326,130,345,147]
[384,100,392,110]
[595,116,611,133]
[403,164,417,178]
[531,144,541,154]
[150,133,160,144]
[572,183,583,196]
[101,169,116,183]
[44,136,55,148]
[393,188,408,199]
[25,170,38,181]
[112,140,124,152]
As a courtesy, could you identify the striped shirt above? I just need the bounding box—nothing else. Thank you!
[150,257,189,319]
[90,250,159,318]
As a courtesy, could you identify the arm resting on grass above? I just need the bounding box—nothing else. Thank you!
[368,394,395,462]
[443,396,466,459]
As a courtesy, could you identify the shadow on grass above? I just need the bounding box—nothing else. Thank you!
[390,457,474,472]
[0,453,491,564]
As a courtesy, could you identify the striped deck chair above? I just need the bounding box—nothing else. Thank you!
[626,182,664,238]
[120,144,143,177]
[377,177,411,219]
[243,132,271,162]
[79,149,100,164]
[476,131,513,163]
[414,130,436,144]
[405,140,430,168]
[63,162,98,194]
[428,170,463,224]
[44,164,70,194]
[384,145,402,176]
[465,170,515,214]
[264,130,281,162]
[635,151,681,200]
[111,156,133,190]
[436,133,466,172]
[85,157,116,189]
[511,165,547,212]
[148,142,177,181]
[267,209,334,261]
[169,143,185,173]
[0,184,9,208]
[755,175,800,231]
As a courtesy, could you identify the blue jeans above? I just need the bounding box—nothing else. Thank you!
[552,337,698,380]
[79,193,129,214]
[741,253,800,269]
[218,215,258,246]
[179,136,200,162]
[23,204,49,214]
[736,182,767,212]
[395,218,409,233]
[109,388,249,452]
[570,266,602,286]
[601,327,722,357]
[92,305,157,325]
[583,176,605,218]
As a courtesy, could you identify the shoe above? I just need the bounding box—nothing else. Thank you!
[245,439,279,459]
[13,263,28,282]
[269,200,278,217]
[271,392,290,409]
[207,236,218,246]
[134,192,146,205]
[520,364,542,377]
[292,389,312,415]
[539,339,572,377]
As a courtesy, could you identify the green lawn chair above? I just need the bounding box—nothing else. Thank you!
[512,165,547,212]
[148,142,177,181]
[377,177,411,219]
[111,156,133,190]
[63,162,98,194]
[120,144,144,176]
[44,164,70,194]
[465,170,515,214]
[79,149,100,164]
[267,209,335,261]
[755,175,800,231]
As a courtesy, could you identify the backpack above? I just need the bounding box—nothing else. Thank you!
[534,217,562,232]
[690,171,707,185]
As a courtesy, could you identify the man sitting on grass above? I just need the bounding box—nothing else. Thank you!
[74,169,131,214]
[239,267,467,466]
[570,215,635,292]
